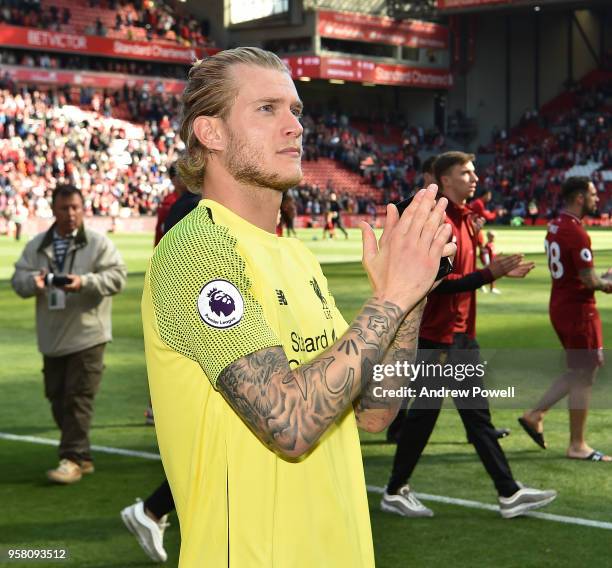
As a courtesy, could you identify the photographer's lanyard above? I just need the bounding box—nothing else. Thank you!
[47,246,77,311]
[50,239,77,274]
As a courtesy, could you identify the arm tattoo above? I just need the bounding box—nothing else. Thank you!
[216,298,404,457]
[579,268,610,291]
[355,301,424,423]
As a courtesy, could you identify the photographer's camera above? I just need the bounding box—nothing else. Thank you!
[44,274,73,287]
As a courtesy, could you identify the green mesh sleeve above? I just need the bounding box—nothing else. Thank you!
[149,206,281,386]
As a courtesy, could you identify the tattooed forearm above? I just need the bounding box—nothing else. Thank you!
[579,268,612,292]
[216,298,404,458]
[355,300,425,429]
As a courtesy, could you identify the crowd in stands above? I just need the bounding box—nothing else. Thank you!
[0,71,181,122]
[298,84,611,222]
[0,48,188,80]
[288,182,378,221]
[478,81,612,220]
[1,0,70,30]
[77,84,181,124]
[0,83,381,228]
[0,0,213,47]
[0,87,181,228]
[1,78,610,229]
[301,112,445,204]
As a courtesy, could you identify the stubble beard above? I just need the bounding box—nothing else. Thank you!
[582,200,596,217]
[225,129,302,192]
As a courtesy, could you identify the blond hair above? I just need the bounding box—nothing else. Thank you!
[178,47,289,192]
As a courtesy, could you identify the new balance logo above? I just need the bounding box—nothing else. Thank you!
[276,289,288,305]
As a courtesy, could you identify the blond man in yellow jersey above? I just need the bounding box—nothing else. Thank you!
[142,47,455,567]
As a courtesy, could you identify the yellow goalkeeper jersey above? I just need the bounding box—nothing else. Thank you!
[142,199,374,568]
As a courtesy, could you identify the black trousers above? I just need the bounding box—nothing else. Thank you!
[387,334,519,498]
[144,479,175,519]
[332,215,348,237]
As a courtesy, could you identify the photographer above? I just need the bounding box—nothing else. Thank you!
[11,184,127,484]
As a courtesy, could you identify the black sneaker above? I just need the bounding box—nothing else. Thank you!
[467,428,511,444]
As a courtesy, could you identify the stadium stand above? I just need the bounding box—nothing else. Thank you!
[0,48,189,82]
[301,157,382,202]
[0,0,213,47]
[1,71,610,229]
[478,75,612,223]
[3,0,610,226]
[0,87,180,229]
[301,113,442,203]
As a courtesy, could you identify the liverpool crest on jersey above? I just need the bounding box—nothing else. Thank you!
[310,277,332,320]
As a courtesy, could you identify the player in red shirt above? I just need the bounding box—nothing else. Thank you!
[470,189,498,223]
[470,189,505,278]
[480,230,500,294]
[322,211,336,239]
[153,165,181,246]
[383,151,557,519]
[480,230,496,265]
[148,164,185,425]
[520,177,612,461]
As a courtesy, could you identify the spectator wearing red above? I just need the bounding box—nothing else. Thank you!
[480,230,497,266]
[153,164,180,246]
[480,230,500,294]
[470,188,498,222]
[470,188,502,263]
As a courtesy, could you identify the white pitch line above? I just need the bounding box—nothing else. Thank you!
[0,432,161,461]
[366,485,612,530]
[2,432,611,530]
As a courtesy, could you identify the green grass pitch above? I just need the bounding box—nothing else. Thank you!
[1,227,611,567]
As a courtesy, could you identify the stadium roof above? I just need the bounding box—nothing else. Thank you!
[436,0,611,14]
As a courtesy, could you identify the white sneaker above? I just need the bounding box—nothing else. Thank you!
[491,288,502,295]
[380,484,434,517]
[498,484,557,519]
[481,287,489,293]
[121,499,169,562]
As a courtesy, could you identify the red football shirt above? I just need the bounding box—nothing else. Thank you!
[480,242,496,265]
[154,191,179,246]
[420,200,493,344]
[469,197,497,222]
[546,211,596,316]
